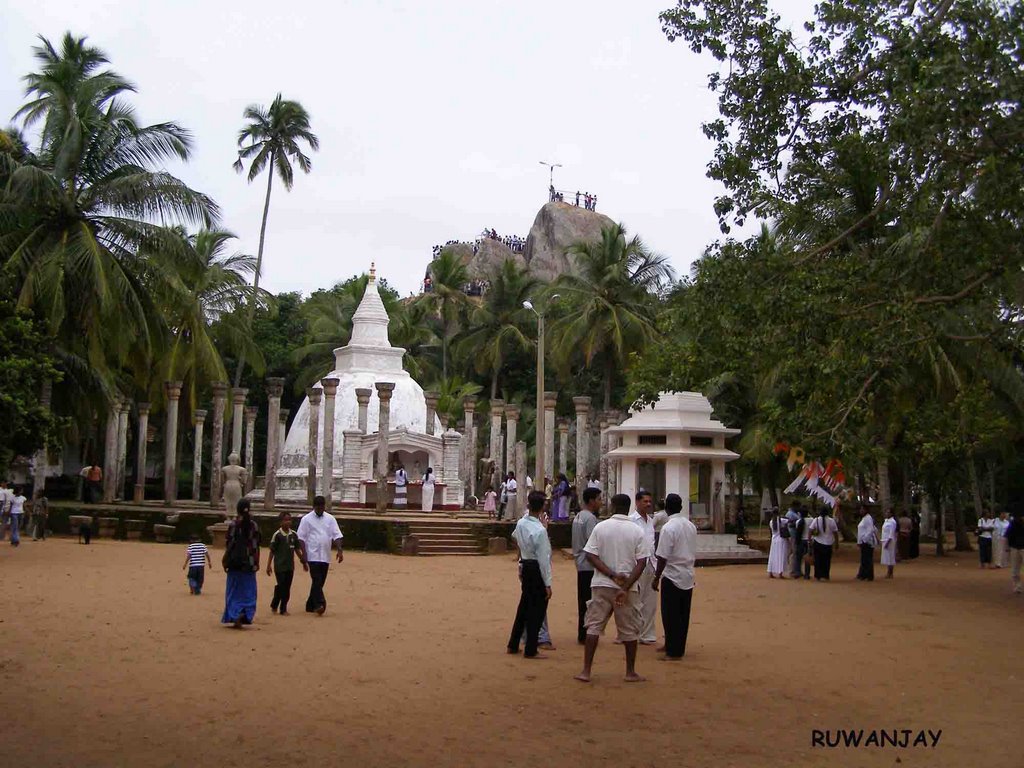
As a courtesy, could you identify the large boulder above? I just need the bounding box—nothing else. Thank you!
[432,239,526,282]
[523,202,616,282]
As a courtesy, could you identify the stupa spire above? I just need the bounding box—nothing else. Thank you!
[349,266,391,347]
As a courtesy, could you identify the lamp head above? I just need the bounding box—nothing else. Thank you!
[522,300,534,311]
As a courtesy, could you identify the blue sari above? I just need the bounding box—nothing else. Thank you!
[222,571,257,624]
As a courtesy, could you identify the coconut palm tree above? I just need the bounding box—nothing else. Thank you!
[416,247,470,383]
[454,259,538,399]
[550,223,675,409]
[232,94,319,386]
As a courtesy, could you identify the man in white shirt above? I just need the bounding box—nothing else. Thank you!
[855,505,878,581]
[296,495,344,616]
[575,493,649,684]
[505,473,519,520]
[628,490,658,644]
[653,493,697,660]
[572,487,601,643]
[507,491,552,659]
[809,508,840,580]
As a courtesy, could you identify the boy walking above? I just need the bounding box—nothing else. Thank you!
[183,535,213,594]
[267,511,307,615]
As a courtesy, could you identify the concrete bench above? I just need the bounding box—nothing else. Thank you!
[96,517,119,538]
[125,519,145,541]
[153,524,176,543]
[69,515,94,536]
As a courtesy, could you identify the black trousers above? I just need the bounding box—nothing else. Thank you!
[660,579,693,658]
[576,570,594,643]
[507,560,547,657]
[980,537,993,564]
[813,542,833,580]
[306,562,329,612]
[272,569,295,612]
[857,544,875,580]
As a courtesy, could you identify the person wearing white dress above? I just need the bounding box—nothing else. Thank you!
[767,509,787,578]
[880,509,898,578]
[421,467,435,512]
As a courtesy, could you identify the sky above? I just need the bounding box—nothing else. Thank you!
[1,0,816,298]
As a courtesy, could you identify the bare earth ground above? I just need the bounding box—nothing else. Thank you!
[0,537,1019,768]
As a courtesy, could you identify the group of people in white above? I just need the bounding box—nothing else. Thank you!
[0,481,39,545]
[506,487,698,683]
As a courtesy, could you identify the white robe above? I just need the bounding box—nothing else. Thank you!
[880,517,898,566]
[767,519,787,576]
[421,475,435,512]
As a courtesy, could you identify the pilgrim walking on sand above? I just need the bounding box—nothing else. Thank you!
[296,496,344,616]
[653,493,697,660]
[268,511,307,615]
[507,491,553,659]
[856,506,878,582]
[222,499,261,628]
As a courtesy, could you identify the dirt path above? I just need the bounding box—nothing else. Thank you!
[0,538,1019,767]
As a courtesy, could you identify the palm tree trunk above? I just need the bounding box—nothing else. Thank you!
[490,367,499,400]
[442,333,449,383]
[968,455,984,518]
[233,154,275,387]
[877,456,891,516]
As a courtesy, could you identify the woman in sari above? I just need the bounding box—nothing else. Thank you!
[222,499,261,628]
[551,473,571,521]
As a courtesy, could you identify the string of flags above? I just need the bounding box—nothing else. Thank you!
[774,442,849,508]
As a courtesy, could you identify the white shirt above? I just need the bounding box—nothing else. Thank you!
[296,510,343,563]
[856,514,878,546]
[809,515,838,545]
[506,478,517,494]
[628,510,657,571]
[587,480,602,490]
[10,494,26,516]
[995,518,1010,537]
[526,476,533,490]
[652,510,669,533]
[395,469,407,487]
[583,514,647,592]
[655,514,698,590]
[978,517,995,539]
[423,472,435,488]
[512,514,552,586]
[881,517,897,546]
[0,488,11,514]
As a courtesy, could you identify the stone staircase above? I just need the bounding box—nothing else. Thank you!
[695,533,766,565]
[405,520,486,556]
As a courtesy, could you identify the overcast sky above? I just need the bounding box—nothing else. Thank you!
[1,0,815,298]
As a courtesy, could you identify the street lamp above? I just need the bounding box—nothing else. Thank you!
[524,294,559,484]
[539,160,562,197]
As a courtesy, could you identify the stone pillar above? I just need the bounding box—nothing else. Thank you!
[504,404,520,479]
[133,403,150,503]
[558,419,570,477]
[463,396,478,499]
[115,399,129,500]
[306,387,322,506]
[515,440,527,517]
[209,382,228,506]
[355,388,372,434]
[278,408,289,463]
[573,396,591,497]
[192,409,207,502]
[102,400,119,503]
[441,428,464,507]
[263,377,284,511]
[320,378,340,510]
[243,406,257,492]
[424,390,440,436]
[340,428,363,503]
[163,381,183,504]
[230,387,248,458]
[543,391,558,484]
[375,382,396,512]
[598,414,610,509]
[489,399,505,480]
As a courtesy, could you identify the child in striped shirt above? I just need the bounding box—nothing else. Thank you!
[182,535,213,595]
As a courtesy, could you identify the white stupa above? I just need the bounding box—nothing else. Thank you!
[274,267,441,499]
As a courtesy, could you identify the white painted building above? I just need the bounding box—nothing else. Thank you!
[606,392,739,531]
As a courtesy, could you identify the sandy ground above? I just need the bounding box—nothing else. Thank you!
[0,537,1020,768]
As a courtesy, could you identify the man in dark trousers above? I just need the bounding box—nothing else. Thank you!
[296,496,343,616]
[267,511,307,615]
[653,493,697,660]
[507,491,552,659]
[572,487,601,643]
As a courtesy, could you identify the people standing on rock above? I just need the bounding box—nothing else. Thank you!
[767,508,787,578]
[628,490,658,645]
[809,507,839,581]
[575,191,580,206]
[575,493,649,684]
[653,493,697,660]
[268,511,307,615]
[394,464,408,509]
[183,534,213,595]
[421,467,436,512]
[507,491,553,659]
[221,453,246,518]
[855,505,878,582]
[222,499,261,627]
[296,495,344,616]
[879,507,897,578]
[572,487,601,644]
[592,194,598,211]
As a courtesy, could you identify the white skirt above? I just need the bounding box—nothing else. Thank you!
[881,540,897,566]
[767,534,787,575]
[421,484,434,512]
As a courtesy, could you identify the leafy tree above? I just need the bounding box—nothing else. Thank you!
[232,93,319,386]
[416,247,470,382]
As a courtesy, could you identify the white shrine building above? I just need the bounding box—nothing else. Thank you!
[605,392,739,531]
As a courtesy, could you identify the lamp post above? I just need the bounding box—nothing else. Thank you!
[539,160,562,199]
[524,295,559,485]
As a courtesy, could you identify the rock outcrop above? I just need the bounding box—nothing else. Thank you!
[522,202,615,282]
[437,239,526,281]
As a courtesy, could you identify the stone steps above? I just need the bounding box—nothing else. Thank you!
[405,521,485,556]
